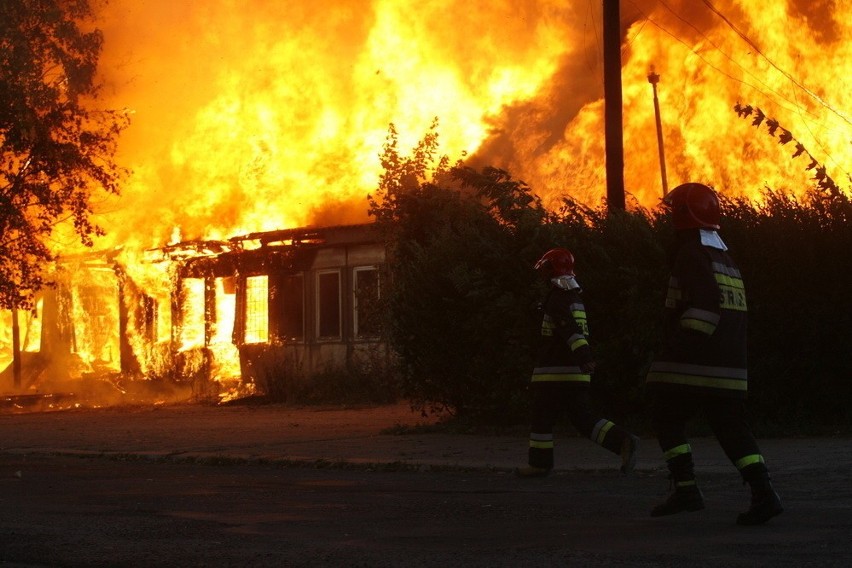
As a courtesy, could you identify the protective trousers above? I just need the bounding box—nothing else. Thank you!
[528,382,630,469]
[650,391,769,485]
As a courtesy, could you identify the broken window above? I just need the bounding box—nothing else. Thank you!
[244,275,269,344]
[212,277,236,344]
[353,266,381,338]
[179,278,205,350]
[317,270,341,339]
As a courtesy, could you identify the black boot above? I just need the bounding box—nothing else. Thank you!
[737,478,783,525]
[651,452,703,517]
[651,482,705,517]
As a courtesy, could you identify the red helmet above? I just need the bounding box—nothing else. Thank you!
[664,183,721,230]
[534,248,575,278]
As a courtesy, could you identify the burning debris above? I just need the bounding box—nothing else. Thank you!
[1,224,387,411]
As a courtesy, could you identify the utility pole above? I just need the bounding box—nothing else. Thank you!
[648,68,669,197]
[603,0,625,211]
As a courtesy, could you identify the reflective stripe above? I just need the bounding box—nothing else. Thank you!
[570,303,590,336]
[591,419,614,445]
[676,479,697,488]
[711,262,742,278]
[534,366,581,374]
[530,432,554,449]
[531,373,591,383]
[532,366,590,383]
[680,317,717,335]
[681,308,720,335]
[569,334,589,351]
[649,361,747,379]
[647,361,747,392]
[735,454,765,470]
[683,308,720,325]
[647,372,747,391]
[530,432,553,441]
[663,444,692,461]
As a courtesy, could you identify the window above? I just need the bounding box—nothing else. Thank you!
[244,275,269,344]
[212,277,236,344]
[317,270,341,339]
[279,274,304,340]
[179,278,205,350]
[354,267,381,338]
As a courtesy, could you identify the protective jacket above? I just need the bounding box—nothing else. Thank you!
[531,286,593,384]
[646,232,748,398]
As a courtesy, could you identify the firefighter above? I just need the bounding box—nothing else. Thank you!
[646,182,782,525]
[516,247,639,478]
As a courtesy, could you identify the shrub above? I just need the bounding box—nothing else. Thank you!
[369,123,852,433]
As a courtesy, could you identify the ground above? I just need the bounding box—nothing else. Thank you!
[0,402,850,567]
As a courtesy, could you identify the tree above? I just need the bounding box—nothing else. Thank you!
[369,122,553,421]
[0,0,128,310]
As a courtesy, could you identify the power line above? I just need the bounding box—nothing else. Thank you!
[645,0,821,125]
[625,0,850,181]
[699,0,850,180]
[584,0,602,76]
[701,0,852,129]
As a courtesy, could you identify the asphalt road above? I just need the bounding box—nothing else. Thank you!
[1,451,851,567]
[1,403,851,567]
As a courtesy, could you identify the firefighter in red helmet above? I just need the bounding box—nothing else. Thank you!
[516,247,639,477]
[646,182,783,525]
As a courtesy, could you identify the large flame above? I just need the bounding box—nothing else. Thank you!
[93,0,580,250]
[91,0,850,248]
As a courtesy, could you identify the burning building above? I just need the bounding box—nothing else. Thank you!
[162,222,388,402]
[1,223,388,406]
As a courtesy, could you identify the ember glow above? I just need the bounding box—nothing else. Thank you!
[2,0,851,402]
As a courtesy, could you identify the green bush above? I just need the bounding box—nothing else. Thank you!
[723,189,852,432]
[371,170,546,422]
[369,123,852,433]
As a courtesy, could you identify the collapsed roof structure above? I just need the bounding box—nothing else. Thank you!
[1,223,389,408]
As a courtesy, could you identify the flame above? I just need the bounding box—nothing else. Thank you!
[478,0,852,207]
[91,0,592,250]
[86,0,849,250]
[0,302,42,374]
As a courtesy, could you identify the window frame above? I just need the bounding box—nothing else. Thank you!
[315,269,342,340]
[243,274,269,345]
[278,273,305,342]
